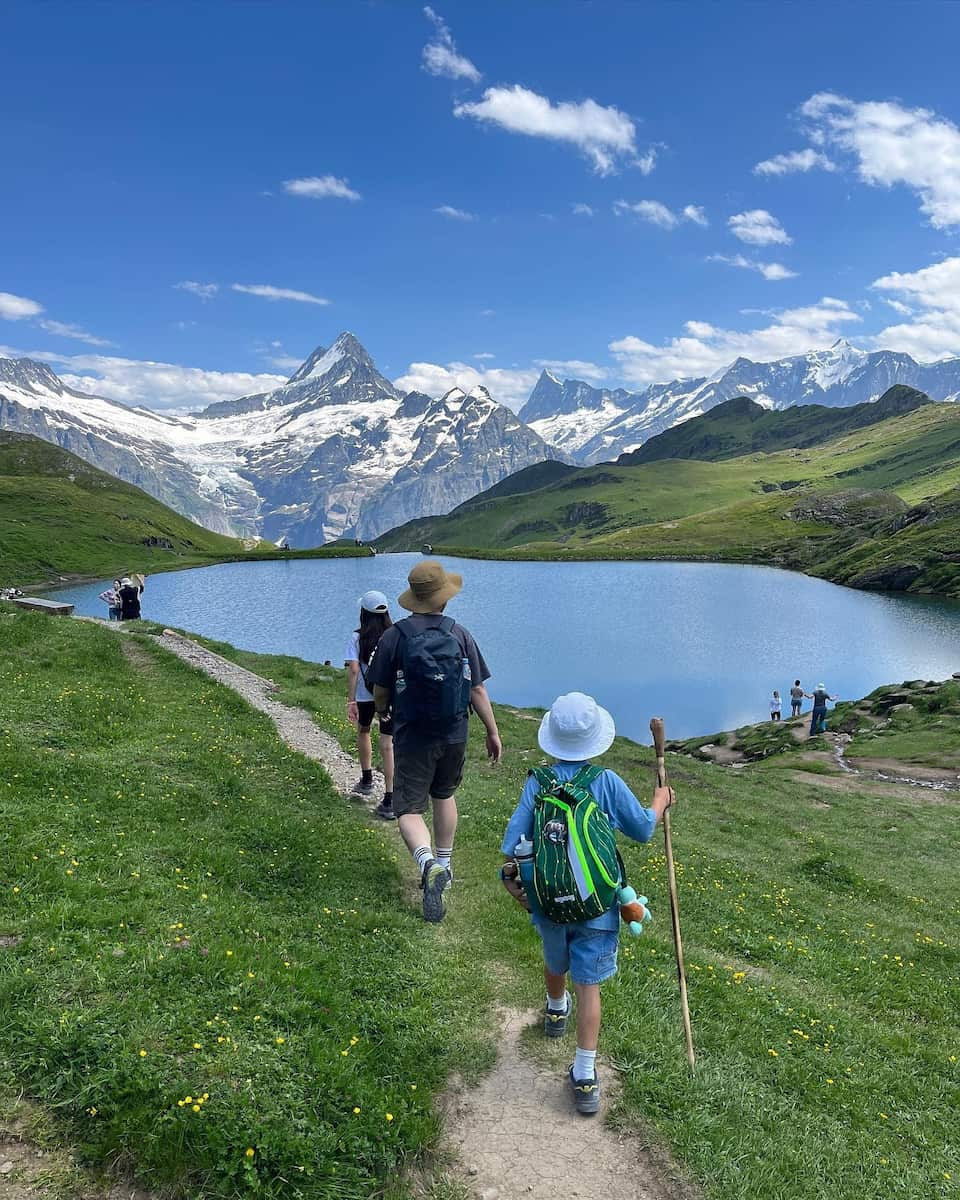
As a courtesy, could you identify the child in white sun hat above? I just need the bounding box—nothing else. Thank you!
[500,692,673,1116]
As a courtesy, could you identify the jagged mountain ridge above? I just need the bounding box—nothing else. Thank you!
[522,341,960,464]
[0,333,567,543]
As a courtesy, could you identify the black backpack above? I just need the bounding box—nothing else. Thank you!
[394,616,471,734]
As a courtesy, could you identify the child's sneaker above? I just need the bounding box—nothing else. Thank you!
[543,991,571,1038]
[421,859,451,923]
[351,777,374,798]
[568,1066,601,1115]
[373,801,396,820]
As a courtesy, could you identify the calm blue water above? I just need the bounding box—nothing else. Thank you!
[50,555,960,742]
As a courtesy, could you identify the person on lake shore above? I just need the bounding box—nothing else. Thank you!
[790,679,804,718]
[806,683,838,735]
[770,690,782,722]
[118,574,145,621]
[500,692,673,1116]
[368,560,502,923]
[345,590,395,821]
[99,579,122,621]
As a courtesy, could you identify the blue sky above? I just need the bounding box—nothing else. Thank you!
[3,0,960,411]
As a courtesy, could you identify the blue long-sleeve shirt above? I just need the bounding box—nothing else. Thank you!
[501,761,657,931]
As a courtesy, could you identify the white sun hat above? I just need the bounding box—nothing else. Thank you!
[538,692,616,762]
[359,589,389,613]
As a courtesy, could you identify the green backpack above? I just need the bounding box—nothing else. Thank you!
[530,765,623,924]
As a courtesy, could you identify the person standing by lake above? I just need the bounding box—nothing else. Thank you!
[805,683,838,735]
[345,590,395,820]
[118,575,144,621]
[789,679,804,718]
[368,560,502,923]
[99,579,122,621]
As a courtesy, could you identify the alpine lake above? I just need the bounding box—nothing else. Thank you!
[50,553,960,742]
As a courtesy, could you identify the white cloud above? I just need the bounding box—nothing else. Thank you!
[754,148,837,176]
[801,92,960,228]
[394,360,540,413]
[22,349,287,412]
[536,359,608,383]
[473,352,495,360]
[572,203,595,217]
[613,199,707,230]
[0,291,43,320]
[870,257,960,360]
[35,319,113,346]
[265,354,305,370]
[707,253,798,281]
[609,297,860,385]
[175,281,219,300]
[282,175,361,201]
[231,283,330,305]
[454,84,642,175]
[422,6,481,82]
[434,204,476,221]
[728,209,792,246]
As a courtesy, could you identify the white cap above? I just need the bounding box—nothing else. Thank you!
[359,589,389,613]
[538,692,616,762]
[817,683,825,690]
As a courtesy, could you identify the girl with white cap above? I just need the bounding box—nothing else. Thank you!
[345,590,395,818]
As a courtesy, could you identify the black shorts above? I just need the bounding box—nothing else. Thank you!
[393,740,466,816]
[356,700,394,737]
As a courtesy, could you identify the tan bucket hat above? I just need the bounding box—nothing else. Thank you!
[398,559,463,613]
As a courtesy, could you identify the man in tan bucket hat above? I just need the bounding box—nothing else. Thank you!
[369,560,502,922]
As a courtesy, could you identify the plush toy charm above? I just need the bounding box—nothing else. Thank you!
[617,885,651,936]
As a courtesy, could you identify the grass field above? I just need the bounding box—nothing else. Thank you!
[2,611,959,1198]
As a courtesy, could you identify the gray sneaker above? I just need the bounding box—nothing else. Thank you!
[569,1066,601,1116]
[373,802,396,820]
[351,778,374,798]
[421,859,451,923]
[543,992,571,1038]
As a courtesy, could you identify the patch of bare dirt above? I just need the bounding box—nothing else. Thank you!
[439,1008,699,1200]
[784,769,953,805]
[844,757,960,787]
[0,1120,154,1200]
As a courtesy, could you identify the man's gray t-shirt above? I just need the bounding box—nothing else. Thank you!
[366,614,490,747]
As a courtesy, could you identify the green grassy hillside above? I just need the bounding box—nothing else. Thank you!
[0,432,365,585]
[376,398,960,597]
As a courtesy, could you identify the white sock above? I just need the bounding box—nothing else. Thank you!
[436,846,453,871]
[413,846,434,874]
[573,1046,597,1080]
[547,989,570,1013]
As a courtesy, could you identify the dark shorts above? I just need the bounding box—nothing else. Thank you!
[393,740,466,815]
[356,701,393,737]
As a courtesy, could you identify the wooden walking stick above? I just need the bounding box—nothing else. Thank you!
[650,716,696,1071]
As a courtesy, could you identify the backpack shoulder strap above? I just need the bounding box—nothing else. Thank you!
[438,615,456,634]
[530,766,558,792]
[570,764,604,790]
[395,617,413,640]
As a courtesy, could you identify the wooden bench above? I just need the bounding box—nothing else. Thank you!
[11,597,75,617]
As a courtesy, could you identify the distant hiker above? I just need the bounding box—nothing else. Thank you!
[345,590,396,820]
[500,693,673,1116]
[789,679,804,718]
[118,575,144,621]
[805,683,837,735]
[368,560,502,922]
[99,580,122,621]
[770,690,782,722]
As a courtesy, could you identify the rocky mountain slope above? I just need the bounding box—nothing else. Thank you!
[0,334,566,543]
[523,341,960,464]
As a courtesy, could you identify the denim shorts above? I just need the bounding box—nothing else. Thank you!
[534,921,619,986]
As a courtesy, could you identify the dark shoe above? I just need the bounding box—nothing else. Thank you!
[351,778,374,798]
[374,802,396,821]
[543,992,571,1038]
[569,1066,601,1115]
[421,859,451,923]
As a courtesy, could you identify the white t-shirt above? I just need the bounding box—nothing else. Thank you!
[344,631,373,702]
[770,696,781,712]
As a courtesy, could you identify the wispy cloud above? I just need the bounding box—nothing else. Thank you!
[536,358,608,383]
[613,200,707,230]
[707,253,798,281]
[422,6,481,82]
[480,308,495,317]
[231,284,330,305]
[801,92,960,228]
[175,281,219,300]
[728,209,791,246]
[572,203,595,217]
[473,352,495,360]
[609,297,859,385]
[394,359,539,413]
[754,148,837,176]
[35,319,113,346]
[0,290,43,320]
[455,84,645,176]
[434,204,476,221]
[282,175,361,201]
